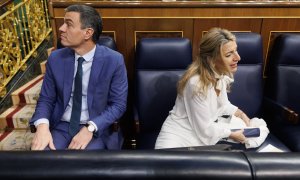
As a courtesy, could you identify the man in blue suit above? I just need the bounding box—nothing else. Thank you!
[30,5,128,150]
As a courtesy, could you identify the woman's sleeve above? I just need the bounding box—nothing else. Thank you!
[183,80,231,145]
[223,101,238,116]
[222,93,238,116]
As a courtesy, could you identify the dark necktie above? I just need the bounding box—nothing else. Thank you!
[69,57,84,136]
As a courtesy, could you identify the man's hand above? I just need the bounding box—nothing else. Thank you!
[31,123,56,150]
[68,126,93,150]
[229,129,246,143]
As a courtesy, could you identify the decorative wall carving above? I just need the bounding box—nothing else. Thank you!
[0,0,51,97]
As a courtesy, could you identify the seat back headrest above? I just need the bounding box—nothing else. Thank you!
[269,33,300,65]
[97,36,117,51]
[136,38,192,69]
[234,32,263,64]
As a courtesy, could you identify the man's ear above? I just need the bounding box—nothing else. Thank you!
[84,28,94,40]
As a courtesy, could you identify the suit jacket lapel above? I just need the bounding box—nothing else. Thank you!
[63,50,75,109]
[87,45,104,113]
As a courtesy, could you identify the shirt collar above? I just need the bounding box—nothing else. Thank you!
[214,71,234,91]
[75,45,96,62]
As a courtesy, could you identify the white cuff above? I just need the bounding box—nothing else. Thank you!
[222,128,232,139]
[34,118,49,127]
[88,121,98,132]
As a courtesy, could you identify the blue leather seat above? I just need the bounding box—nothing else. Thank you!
[228,32,290,152]
[134,38,192,149]
[264,33,300,151]
[57,35,117,51]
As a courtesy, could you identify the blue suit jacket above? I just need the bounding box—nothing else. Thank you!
[30,44,128,149]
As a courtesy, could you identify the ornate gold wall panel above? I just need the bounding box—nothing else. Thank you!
[0,0,51,97]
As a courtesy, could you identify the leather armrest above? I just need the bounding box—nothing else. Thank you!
[110,121,119,132]
[131,107,139,149]
[135,121,140,134]
[133,106,140,133]
[264,97,299,124]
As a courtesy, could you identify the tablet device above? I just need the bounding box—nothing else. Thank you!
[231,128,260,137]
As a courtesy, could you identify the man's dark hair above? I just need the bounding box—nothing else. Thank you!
[66,4,102,43]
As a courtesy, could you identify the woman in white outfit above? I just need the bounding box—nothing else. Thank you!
[155,28,251,149]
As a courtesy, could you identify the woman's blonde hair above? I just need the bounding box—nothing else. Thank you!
[177,27,236,95]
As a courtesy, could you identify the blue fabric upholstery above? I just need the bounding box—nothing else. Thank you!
[264,33,300,151]
[57,35,117,51]
[228,32,290,152]
[134,38,192,149]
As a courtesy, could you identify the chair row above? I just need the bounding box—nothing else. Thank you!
[133,33,300,151]
[56,33,300,151]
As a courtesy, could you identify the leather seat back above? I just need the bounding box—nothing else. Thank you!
[135,38,192,149]
[228,32,263,117]
[264,33,300,151]
[265,34,300,114]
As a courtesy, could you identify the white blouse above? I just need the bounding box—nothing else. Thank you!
[155,75,238,149]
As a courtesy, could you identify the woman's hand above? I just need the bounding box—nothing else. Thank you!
[229,129,246,143]
[235,109,251,126]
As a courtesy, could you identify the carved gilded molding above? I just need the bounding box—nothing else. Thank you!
[0,0,51,97]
